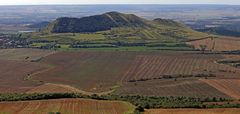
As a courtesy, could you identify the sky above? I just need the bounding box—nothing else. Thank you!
[0,0,239,5]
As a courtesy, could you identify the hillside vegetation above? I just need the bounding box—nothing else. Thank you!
[42,12,207,41]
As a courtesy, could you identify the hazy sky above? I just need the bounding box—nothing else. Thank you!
[0,0,239,5]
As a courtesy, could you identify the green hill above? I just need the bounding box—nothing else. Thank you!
[44,12,206,40]
[34,11,209,48]
[46,12,148,33]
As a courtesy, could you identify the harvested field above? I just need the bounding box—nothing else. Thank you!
[145,108,240,114]
[223,55,240,60]
[0,48,55,61]
[27,83,82,94]
[33,51,135,92]
[0,59,47,93]
[200,79,240,99]
[31,51,240,95]
[0,98,135,114]
[114,79,231,98]
[187,37,240,51]
[121,54,238,82]
[27,83,114,95]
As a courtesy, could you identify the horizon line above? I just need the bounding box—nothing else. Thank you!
[0,3,240,6]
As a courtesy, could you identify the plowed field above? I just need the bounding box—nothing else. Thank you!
[0,98,135,114]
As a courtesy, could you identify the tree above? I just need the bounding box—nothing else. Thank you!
[200,44,207,53]
[135,106,144,112]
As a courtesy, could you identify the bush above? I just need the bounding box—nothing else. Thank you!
[135,106,144,112]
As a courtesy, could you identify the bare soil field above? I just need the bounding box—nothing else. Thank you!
[0,48,55,61]
[145,108,240,114]
[27,83,82,94]
[1,49,238,99]
[0,98,135,114]
[0,59,47,93]
[200,79,240,99]
[30,51,240,97]
[187,37,240,51]
[121,54,238,82]
[33,51,135,92]
[114,79,231,98]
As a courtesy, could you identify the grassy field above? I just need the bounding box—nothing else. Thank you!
[0,98,135,114]
[145,108,240,114]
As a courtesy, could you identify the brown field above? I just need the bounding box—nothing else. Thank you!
[0,59,47,93]
[27,83,82,94]
[187,37,240,51]
[145,108,240,114]
[0,49,239,99]
[33,51,135,92]
[114,79,231,98]
[29,51,240,98]
[121,54,238,82]
[200,79,240,99]
[0,98,135,114]
[223,55,240,60]
[0,48,55,61]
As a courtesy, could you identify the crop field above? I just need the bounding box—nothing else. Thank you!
[0,59,47,93]
[31,33,106,43]
[145,108,240,114]
[1,48,239,99]
[29,51,240,97]
[0,48,55,61]
[0,98,135,114]
[114,79,231,98]
[33,51,136,92]
[27,83,82,94]
[200,79,240,99]
[187,37,240,51]
[121,54,238,82]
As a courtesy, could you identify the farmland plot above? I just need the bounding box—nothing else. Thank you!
[187,37,240,51]
[0,98,135,114]
[33,51,135,92]
[27,83,82,94]
[145,108,240,114]
[121,54,238,82]
[115,79,231,98]
[201,79,240,99]
[0,48,55,61]
[0,59,47,93]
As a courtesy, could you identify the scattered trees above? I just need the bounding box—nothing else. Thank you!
[200,44,207,53]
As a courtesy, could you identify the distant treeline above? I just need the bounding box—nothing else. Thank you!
[0,93,238,110]
[69,42,194,48]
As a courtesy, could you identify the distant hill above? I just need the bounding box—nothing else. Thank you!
[29,21,49,29]
[196,24,240,37]
[46,12,149,33]
[44,12,207,40]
